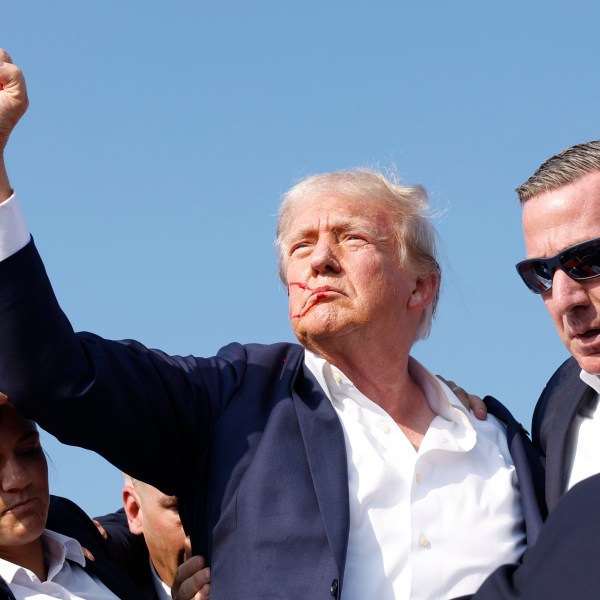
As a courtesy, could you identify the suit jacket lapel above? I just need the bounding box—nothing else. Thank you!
[545,376,594,511]
[291,361,349,576]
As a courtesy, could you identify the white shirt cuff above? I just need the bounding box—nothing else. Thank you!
[0,192,31,261]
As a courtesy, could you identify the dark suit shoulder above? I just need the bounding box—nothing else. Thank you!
[95,507,150,578]
[483,395,521,426]
[217,341,303,365]
[46,495,106,550]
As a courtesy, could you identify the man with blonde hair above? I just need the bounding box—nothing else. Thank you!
[0,50,545,599]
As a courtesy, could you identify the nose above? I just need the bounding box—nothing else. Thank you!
[549,269,591,314]
[310,235,341,275]
[1,457,31,492]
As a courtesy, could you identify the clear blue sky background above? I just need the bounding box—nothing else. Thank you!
[2,1,596,517]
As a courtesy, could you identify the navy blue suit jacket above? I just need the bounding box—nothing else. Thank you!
[531,355,595,511]
[0,496,156,600]
[0,241,545,599]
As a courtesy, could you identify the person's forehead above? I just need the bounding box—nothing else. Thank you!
[288,195,391,231]
[523,172,600,255]
[0,415,38,455]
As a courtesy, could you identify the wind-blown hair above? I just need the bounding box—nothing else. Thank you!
[275,169,440,340]
[517,141,600,204]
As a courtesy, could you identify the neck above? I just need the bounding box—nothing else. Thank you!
[152,558,176,589]
[311,340,435,450]
[0,537,47,581]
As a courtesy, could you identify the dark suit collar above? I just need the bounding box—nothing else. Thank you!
[289,354,349,578]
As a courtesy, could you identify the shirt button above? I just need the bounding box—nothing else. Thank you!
[333,372,342,385]
[419,535,430,548]
[415,473,421,484]
[378,420,391,434]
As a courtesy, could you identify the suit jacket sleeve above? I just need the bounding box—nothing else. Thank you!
[0,239,240,498]
[459,473,600,599]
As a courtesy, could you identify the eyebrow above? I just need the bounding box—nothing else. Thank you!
[287,217,384,243]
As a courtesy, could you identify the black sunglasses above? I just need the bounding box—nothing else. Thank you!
[516,237,600,294]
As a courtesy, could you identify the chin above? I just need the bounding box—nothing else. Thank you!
[576,355,600,376]
[1,525,44,549]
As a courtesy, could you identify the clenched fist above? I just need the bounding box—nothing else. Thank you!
[0,49,28,151]
[0,49,28,200]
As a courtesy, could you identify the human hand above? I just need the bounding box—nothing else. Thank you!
[171,537,211,600]
[438,376,487,420]
[0,49,28,201]
[0,49,28,153]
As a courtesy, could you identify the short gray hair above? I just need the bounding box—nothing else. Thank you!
[517,140,600,204]
[275,169,440,340]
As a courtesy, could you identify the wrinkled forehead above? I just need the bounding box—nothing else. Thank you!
[282,194,392,238]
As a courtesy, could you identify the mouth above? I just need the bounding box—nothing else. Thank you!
[581,329,600,339]
[571,327,600,350]
[288,282,339,294]
[309,286,338,298]
[289,283,341,319]
[4,498,40,516]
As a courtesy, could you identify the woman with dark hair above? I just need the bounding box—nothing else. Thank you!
[0,403,156,600]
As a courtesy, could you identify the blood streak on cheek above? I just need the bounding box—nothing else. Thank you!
[288,282,328,319]
[292,306,315,318]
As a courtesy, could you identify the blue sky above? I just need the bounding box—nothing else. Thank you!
[3,1,597,517]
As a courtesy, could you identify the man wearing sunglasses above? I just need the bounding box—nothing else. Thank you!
[515,141,600,513]
[3,49,600,599]
[173,145,600,597]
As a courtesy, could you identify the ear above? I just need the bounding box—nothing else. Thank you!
[122,485,144,535]
[407,272,439,312]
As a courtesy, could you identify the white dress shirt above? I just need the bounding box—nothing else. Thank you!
[305,351,526,600]
[0,193,29,258]
[566,370,600,491]
[0,194,525,599]
[0,530,119,600]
